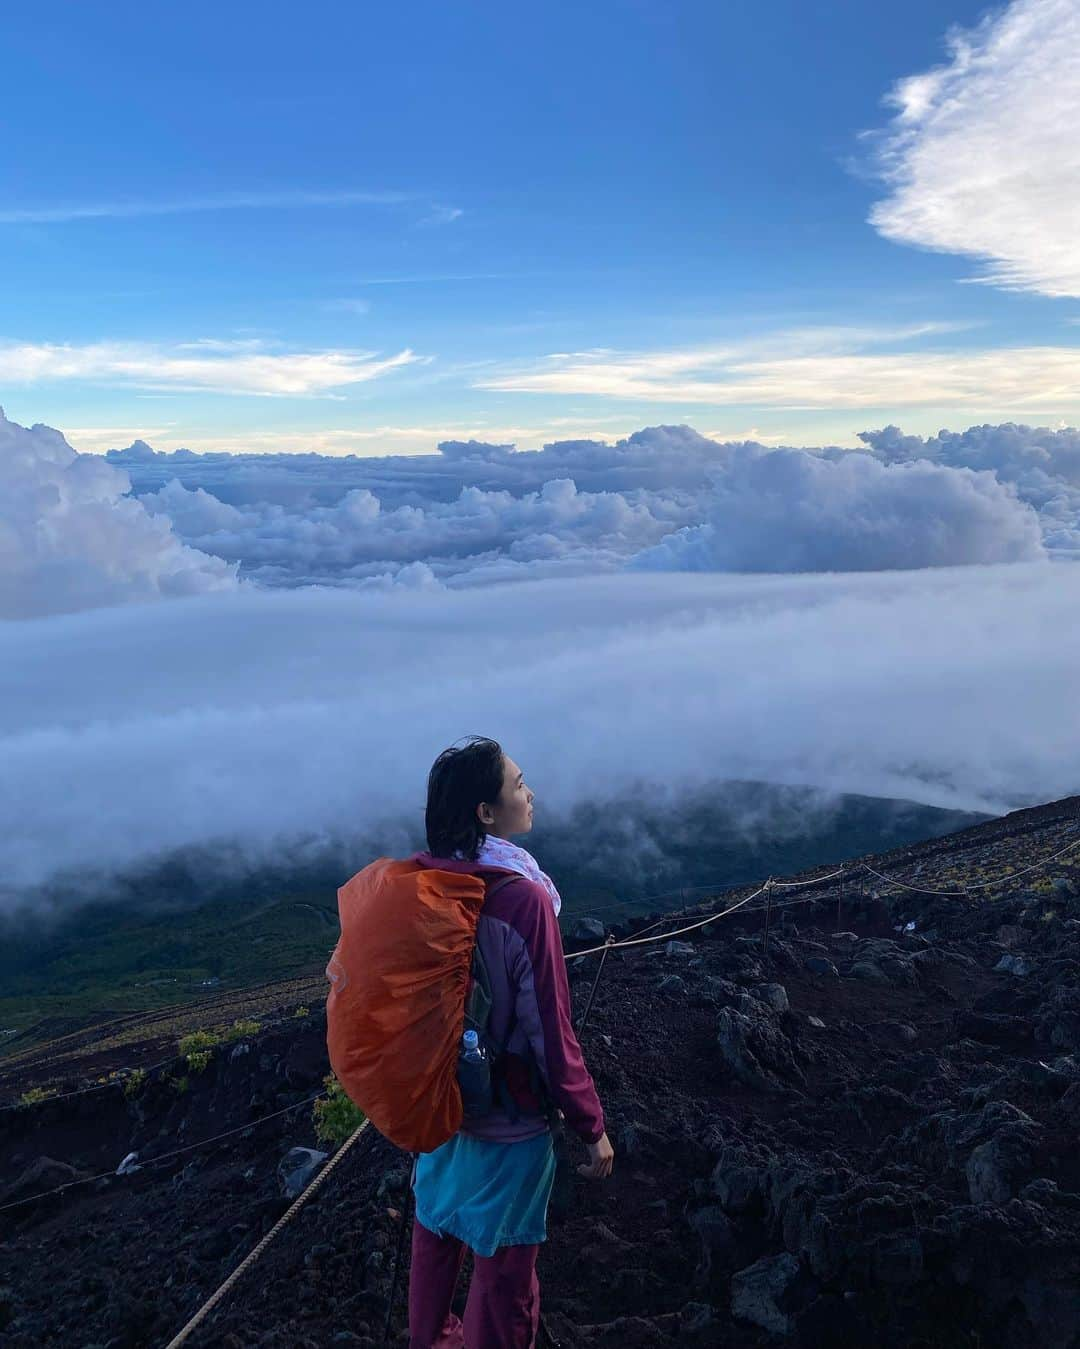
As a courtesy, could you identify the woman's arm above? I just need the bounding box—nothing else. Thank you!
[508,880,606,1144]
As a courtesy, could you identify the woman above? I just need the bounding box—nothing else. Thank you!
[407,735,615,1349]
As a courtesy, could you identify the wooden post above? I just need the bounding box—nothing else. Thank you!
[762,878,774,955]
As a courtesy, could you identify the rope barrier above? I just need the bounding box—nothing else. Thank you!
[860,830,1080,896]
[566,882,770,958]
[1,1055,180,1108]
[163,1120,371,1349]
[7,814,1078,1345]
[0,1088,332,1215]
[564,822,1080,961]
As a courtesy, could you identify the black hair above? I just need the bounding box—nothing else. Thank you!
[425,735,507,860]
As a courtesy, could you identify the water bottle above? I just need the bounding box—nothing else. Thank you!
[457,1028,493,1116]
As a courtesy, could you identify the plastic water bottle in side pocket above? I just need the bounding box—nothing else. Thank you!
[457,1029,493,1116]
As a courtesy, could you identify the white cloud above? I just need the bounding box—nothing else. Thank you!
[8,409,1080,620]
[0,408,239,619]
[67,421,639,458]
[420,205,464,225]
[628,445,1045,572]
[866,0,1080,298]
[1,563,1077,905]
[478,336,1080,410]
[0,188,410,224]
[137,472,687,589]
[90,416,1080,580]
[0,339,420,397]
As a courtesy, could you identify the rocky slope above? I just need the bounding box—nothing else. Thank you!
[1,795,1079,1348]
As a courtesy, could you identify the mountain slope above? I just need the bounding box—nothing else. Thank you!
[1,793,1079,1347]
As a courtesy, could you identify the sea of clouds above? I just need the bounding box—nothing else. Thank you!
[3,408,1080,912]
[10,410,1078,612]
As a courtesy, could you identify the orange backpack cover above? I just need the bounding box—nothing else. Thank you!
[325,856,502,1153]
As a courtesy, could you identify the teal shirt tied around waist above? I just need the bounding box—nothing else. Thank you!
[413,1130,557,1257]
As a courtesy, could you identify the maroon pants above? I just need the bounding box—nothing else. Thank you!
[408,1217,541,1349]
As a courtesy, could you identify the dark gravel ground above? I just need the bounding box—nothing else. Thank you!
[2,795,1080,1348]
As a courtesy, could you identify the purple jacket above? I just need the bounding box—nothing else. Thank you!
[412,850,606,1146]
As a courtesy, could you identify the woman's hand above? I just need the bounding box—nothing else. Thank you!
[577,1130,614,1179]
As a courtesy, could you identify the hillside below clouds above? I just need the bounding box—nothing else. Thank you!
[0,782,984,1048]
[2,794,1080,1347]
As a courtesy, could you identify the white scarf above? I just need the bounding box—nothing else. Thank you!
[453,834,562,917]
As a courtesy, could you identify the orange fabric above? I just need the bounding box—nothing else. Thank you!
[324,857,487,1153]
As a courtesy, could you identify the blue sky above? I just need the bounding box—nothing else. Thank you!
[2,0,1078,455]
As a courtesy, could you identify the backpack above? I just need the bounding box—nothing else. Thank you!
[324,857,545,1154]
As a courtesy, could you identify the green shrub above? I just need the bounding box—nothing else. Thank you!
[222,1018,262,1042]
[121,1068,147,1099]
[293,1005,310,1018]
[169,1074,190,1094]
[312,1073,365,1147]
[17,1085,57,1107]
[179,1028,223,1073]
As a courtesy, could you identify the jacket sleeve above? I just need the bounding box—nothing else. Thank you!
[508,879,606,1144]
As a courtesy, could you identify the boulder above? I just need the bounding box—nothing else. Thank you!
[849,960,890,984]
[731,1251,816,1336]
[277,1147,328,1199]
[755,983,790,1014]
[716,1006,805,1094]
[658,974,686,995]
[966,1124,1041,1204]
[571,916,607,942]
[804,956,839,978]
[995,953,1033,976]
[687,1205,737,1281]
[0,1156,94,1205]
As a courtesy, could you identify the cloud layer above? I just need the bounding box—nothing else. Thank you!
[6,410,1080,615]
[0,408,238,619]
[867,0,1080,298]
[1,564,1077,910]
[629,445,1045,573]
[102,418,1078,589]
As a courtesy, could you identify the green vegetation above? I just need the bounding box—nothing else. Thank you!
[226,1018,262,1039]
[178,1018,263,1072]
[293,1005,310,1017]
[121,1068,147,1099]
[312,1073,365,1147]
[17,1085,57,1107]
[178,1028,220,1072]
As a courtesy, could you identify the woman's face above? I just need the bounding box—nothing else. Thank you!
[477,753,534,839]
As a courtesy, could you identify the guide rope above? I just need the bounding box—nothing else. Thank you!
[8,815,1080,1345]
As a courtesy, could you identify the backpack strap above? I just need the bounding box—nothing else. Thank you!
[466,869,534,1123]
[463,871,519,1033]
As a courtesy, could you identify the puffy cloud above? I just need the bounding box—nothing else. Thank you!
[3,411,1076,616]
[1,564,1077,908]
[105,422,731,505]
[107,418,1078,582]
[859,422,1080,557]
[0,408,239,619]
[866,0,1080,298]
[627,446,1045,573]
[138,471,686,589]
